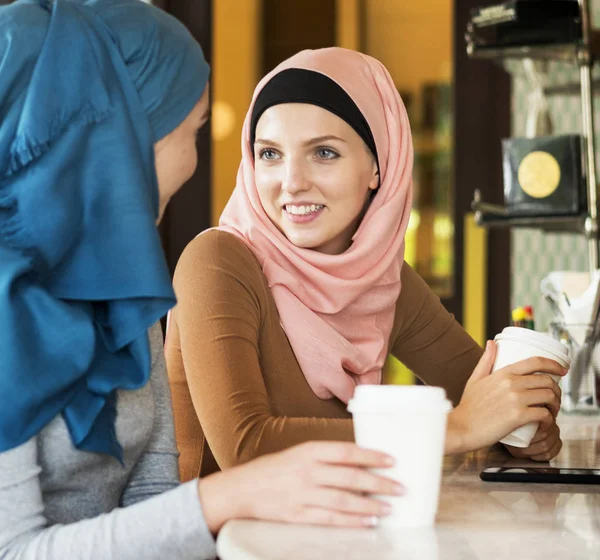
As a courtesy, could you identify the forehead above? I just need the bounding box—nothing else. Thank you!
[255,103,353,136]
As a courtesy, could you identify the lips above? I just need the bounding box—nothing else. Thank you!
[283,203,325,224]
[284,203,325,216]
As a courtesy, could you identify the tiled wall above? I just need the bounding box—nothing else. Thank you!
[510,2,600,331]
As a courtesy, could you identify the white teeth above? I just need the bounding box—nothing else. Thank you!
[285,204,324,215]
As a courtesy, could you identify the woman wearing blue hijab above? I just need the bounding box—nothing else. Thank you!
[0,1,400,557]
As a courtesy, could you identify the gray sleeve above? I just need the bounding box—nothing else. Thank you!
[121,322,181,507]
[0,322,217,560]
[0,440,216,560]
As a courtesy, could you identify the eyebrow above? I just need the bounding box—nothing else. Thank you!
[254,135,347,147]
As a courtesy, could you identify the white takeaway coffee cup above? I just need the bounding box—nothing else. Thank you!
[347,385,452,527]
[493,327,570,448]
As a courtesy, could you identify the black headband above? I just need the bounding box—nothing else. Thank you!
[250,68,378,166]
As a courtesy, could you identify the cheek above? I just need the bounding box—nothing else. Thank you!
[255,169,280,208]
[182,142,198,182]
[343,167,372,207]
[319,168,361,204]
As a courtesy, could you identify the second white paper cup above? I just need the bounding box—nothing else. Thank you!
[493,327,570,448]
[348,385,452,527]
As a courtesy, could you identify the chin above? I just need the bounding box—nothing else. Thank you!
[282,234,318,250]
[286,238,312,249]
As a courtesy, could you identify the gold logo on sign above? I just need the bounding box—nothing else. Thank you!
[517,151,561,199]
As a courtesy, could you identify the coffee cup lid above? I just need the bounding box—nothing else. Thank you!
[494,327,570,366]
[347,385,452,415]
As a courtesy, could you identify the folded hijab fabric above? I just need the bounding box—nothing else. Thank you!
[218,48,413,403]
[0,0,209,460]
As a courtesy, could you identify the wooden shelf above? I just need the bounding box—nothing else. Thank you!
[474,211,586,233]
[466,30,600,64]
[467,42,582,63]
[471,190,587,233]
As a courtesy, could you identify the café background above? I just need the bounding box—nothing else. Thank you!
[9,0,587,383]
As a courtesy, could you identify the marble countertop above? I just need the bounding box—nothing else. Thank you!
[216,415,600,560]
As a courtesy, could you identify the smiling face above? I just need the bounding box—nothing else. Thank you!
[153,84,210,224]
[253,103,378,255]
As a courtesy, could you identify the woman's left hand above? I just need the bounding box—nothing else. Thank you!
[503,420,563,461]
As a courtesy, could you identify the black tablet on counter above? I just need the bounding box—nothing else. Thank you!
[480,466,600,484]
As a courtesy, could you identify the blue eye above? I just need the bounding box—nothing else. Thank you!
[259,148,280,160]
[316,147,339,160]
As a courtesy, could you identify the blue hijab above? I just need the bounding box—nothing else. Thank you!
[0,0,210,460]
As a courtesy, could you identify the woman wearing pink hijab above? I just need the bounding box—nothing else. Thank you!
[166,48,566,482]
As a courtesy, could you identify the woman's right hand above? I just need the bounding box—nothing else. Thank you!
[446,340,567,454]
[197,441,403,534]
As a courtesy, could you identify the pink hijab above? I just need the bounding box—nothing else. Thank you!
[218,47,413,403]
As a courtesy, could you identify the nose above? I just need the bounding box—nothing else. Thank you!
[281,158,310,195]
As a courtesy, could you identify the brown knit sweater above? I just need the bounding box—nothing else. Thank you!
[165,230,483,481]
